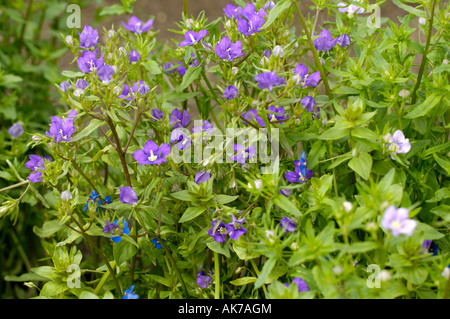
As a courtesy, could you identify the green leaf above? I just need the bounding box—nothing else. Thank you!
[40,281,69,297]
[254,257,276,289]
[4,273,50,282]
[337,241,379,253]
[142,60,162,75]
[33,220,63,238]
[113,239,137,265]
[351,127,378,141]
[273,194,302,217]
[308,140,327,169]
[260,0,291,30]
[215,194,239,205]
[31,266,59,281]
[178,66,202,91]
[348,152,372,180]
[171,190,194,201]
[392,0,428,18]
[206,241,230,257]
[230,277,257,286]
[433,153,450,175]
[404,93,441,119]
[61,70,84,78]
[99,4,126,16]
[71,119,104,142]
[318,126,349,140]
[398,267,428,285]
[179,206,207,223]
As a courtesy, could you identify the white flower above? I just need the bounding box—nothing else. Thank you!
[107,30,116,38]
[442,266,450,280]
[254,179,263,190]
[398,89,410,99]
[65,35,73,46]
[343,201,353,213]
[60,190,73,201]
[379,270,391,281]
[273,45,284,58]
[418,17,427,25]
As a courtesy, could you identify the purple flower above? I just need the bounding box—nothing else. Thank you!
[129,50,141,63]
[388,130,411,155]
[163,62,175,74]
[304,71,321,87]
[122,285,139,299]
[45,110,77,143]
[79,25,98,49]
[197,271,212,288]
[242,109,265,127]
[169,109,191,129]
[194,171,211,185]
[267,106,288,123]
[225,215,247,240]
[208,220,228,243]
[265,1,276,10]
[293,65,321,88]
[60,81,71,93]
[285,151,313,183]
[76,79,88,90]
[280,216,296,233]
[337,2,365,15]
[224,85,238,100]
[131,80,150,96]
[279,189,292,197]
[314,29,337,52]
[151,108,164,121]
[133,139,171,165]
[25,155,47,183]
[336,34,351,47]
[254,72,286,92]
[178,30,207,47]
[236,14,264,36]
[122,16,153,34]
[285,277,309,293]
[170,128,192,150]
[118,84,131,100]
[192,120,214,135]
[97,64,114,84]
[103,220,118,235]
[8,123,24,138]
[119,186,138,206]
[230,143,257,164]
[293,64,308,79]
[215,37,244,61]
[301,96,316,112]
[381,206,417,236]
[152,238,164,249]
[177,62,187,76]
[223,3,243,19]
[77,49,104,73]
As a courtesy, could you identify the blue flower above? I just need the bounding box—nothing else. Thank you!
[110,220,130,243]
[84,190,111,213]
[152,238,164,249]
[122,285,139,299]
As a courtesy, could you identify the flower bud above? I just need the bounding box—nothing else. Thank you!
[254,179,262,190]
[443,59,449,65]
[231,67,239,75]
[107,29,116,38]
[73,88,83,98]
[225,20,232,29]
[442,266,450,280]
[273,45,284,58]
[185,18,194,29]
[398,89,410,99]
[32,135,41,143]
[65,35,73,46]
[418,17,427,25]
[333,266,343,275]
[119,47,127,57]
[60,190,73,201]
[382,133,392,143]
[379,270,391,281]
[343,201,353,213]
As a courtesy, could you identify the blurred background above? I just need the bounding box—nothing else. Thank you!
[0,0,415,298]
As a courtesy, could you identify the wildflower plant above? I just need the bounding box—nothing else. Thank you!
[1,0,450,301]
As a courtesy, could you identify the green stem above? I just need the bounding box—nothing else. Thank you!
[293,1,333,101]
[214,251,221,299]
[410,0,437,104]
[184,0,188,17]
[0,180,29,193]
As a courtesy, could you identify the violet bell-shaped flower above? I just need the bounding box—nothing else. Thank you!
[285,151,313,183]
[178,30,207,47]
[215,36,244,61]
[381,206,417,236]
[8,123,24,138]
[254,72,286,92]
[194,171,211,185]
[79,25,99,49]
[242,109,265,127]
[122,16,153,34]
[223,85,239,100]
[208,220,228,243]
[225,215,247,240]
[170,128,192,150]
[119,186,139,206]
[169,109,191,128]
[314,29,337,52]
[197,271,212,288]
[267,105,288,123]
[46,110,77,143]
[223,3,243,19]
[230,143,257,164]
[97,64,114,84]
[77,48,104,73]
[25,155,48,183]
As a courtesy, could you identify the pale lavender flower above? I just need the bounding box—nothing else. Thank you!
[267,105,288,123]
[163,62,175,74]
[122,16,153,34]
[77,49,104,73]
[8,123,24,138]
[133,140,171,165]
[314,29,337,51]
[279,189,292,197]
[192,120,214,135]
[254,72,286,92]
[119,186,138,206]
[381,206,417,236]
[337,2,365,15]
[301,96,316,112]
[280,216,296,233]
[129,50,141,63]
[194,171,211,185]
[225,215,247,240]
[79,25,99,49]
[169,109,191,128]
[97,64,114,84]
[170,128,192,150]
[215,37,244,61]
[242,109,265,127]
[178,30,207,47]
[150,108,164,121]
[388,130,411,155]
[60,81,71,93]
[223,85,238,100]
[336,34,351,48]
[76,79,88,90]
[132,80,150,96]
